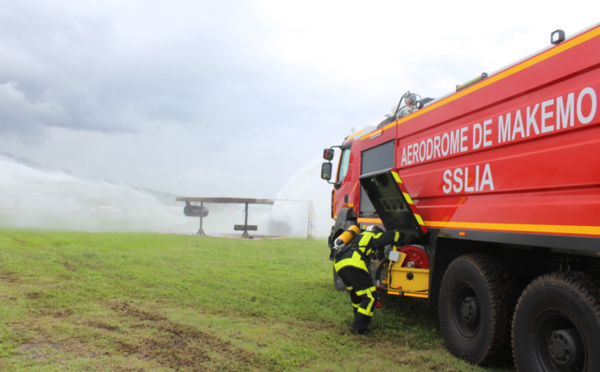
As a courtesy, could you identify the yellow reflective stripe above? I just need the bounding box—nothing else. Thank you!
[345,129,366,141]
[355,286,376,296]
[334,252,369,273]
[393,170,429,234]
[355,286,376,316]
[426,221,600,236]
[358,233,372,246]
[357,308,372,316]
[358,217,382,224]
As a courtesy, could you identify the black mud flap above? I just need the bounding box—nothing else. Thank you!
[359,169,428,241]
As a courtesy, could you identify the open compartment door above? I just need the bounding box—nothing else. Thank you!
[359,169,428,240]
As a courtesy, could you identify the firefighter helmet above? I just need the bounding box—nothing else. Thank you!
[366,225,383,234]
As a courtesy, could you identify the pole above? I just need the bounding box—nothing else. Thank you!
[197,201,206,236]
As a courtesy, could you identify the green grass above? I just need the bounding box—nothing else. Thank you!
[0,229,514,371]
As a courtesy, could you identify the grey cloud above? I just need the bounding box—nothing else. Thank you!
[0,0,276,137]
[1,2,127,133]
[0,81,71,137]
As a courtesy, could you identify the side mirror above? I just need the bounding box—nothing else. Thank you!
[323,148,334,161]
[321,162,332,181]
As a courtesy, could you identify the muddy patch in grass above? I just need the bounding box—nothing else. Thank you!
[20,340,60,361]
[105,300,268,371]
[0,272,21,283]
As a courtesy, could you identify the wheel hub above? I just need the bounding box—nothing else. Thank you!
[548,329,584,368]
[460,296,478,325]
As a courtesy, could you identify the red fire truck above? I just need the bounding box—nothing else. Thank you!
[321,25,600,371]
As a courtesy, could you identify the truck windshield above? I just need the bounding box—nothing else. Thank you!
[337,148,351,182]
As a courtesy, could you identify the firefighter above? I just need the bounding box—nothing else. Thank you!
[333,225,401,335]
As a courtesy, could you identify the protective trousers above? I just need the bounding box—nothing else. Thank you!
[336,266,377,333]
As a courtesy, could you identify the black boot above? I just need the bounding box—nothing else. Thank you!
[351,328,370,335]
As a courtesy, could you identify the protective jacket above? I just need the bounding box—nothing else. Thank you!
[334,230,400,273]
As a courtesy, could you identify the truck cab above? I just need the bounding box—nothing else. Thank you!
[321,122,398,250]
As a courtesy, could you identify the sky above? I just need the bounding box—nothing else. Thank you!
[1,0,599,235]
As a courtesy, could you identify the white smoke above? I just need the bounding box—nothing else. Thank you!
[0,154,196,233]
[272,161,334,238]
[0,154,334,238]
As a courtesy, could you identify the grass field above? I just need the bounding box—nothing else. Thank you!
[0,229,514,371]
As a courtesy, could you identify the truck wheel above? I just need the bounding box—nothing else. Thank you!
[439,254,517,365]
[333,266,346,291]
[512,272,600,372]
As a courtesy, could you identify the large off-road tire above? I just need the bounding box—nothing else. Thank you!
[439,254,518,365]
[512,272,600,372]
